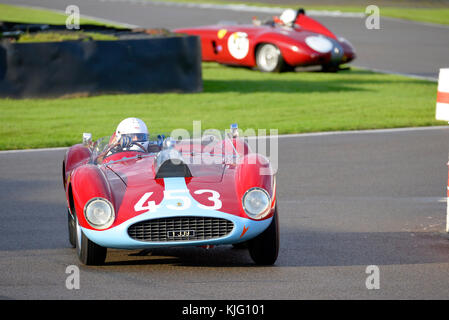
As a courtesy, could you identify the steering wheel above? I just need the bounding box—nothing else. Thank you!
[129,142,147,153]
[118,135,147,153]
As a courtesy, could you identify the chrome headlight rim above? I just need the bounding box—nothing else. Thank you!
[83,197,115,230]
[242,187,271,220]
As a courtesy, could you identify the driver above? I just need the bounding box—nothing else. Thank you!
[277,8,297,27]
[255,8,298,28]
[112,117,150,152]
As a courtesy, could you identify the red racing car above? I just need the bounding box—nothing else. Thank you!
[63,119,279,266]
[174,8,355,72]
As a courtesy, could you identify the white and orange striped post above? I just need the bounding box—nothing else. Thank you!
[435,68,449,232]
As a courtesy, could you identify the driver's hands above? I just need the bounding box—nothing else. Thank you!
[252,16,261,26]
[119,135,133,149]
[157,134,165,147]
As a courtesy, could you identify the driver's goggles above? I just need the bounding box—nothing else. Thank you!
[122,133,149,142]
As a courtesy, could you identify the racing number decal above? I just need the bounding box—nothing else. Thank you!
[134,192,158,213]
[227,32,249,60]
[134,189,222,213]
[194,189,222,210]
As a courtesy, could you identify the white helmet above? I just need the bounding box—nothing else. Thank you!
[279,9,296,26]
[115,117,149,151]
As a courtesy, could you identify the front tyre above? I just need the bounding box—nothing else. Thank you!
[68,208,76,248]
[248,206,279,265]
[256,43,286,73]
[321,63,340,72]
[75,214,107,266]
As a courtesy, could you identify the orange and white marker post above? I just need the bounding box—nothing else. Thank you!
[435,68,449,232]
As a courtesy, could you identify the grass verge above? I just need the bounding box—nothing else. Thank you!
[0,63,443,150]
[379,7,449,25]
[0,3,118,26]
[16,31,118,42]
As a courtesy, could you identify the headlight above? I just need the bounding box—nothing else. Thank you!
[84,198,115,229]
[305,36,333,53]
[242,188,271,219]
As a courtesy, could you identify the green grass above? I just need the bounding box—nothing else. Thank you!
[0,63,443,150]
[0,3,117,26]
[380,7,449,25]
[16,31,118,42]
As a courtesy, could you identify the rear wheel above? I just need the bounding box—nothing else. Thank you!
[75,213,107,266]
[256,43,286,73]
[248,206,279,265]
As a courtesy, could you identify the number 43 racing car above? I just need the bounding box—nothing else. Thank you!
[62,123,279,265]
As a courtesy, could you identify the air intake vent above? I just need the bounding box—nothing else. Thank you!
[128,216,234,242]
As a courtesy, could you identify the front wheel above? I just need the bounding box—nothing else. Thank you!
[75,214,107,265]
[321,63,340,72]
[248,206,279,265]
[256,43,286,73]
[68,208,76,248]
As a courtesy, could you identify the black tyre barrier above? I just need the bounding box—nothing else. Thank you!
[0,24,202,98]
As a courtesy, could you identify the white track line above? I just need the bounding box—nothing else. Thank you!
[100,0,365,17]
[275,125,449,139]
[353,66,438,82]
[0,147,69,154]
[1,126,448,154]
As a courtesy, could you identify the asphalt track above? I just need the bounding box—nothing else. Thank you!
[1,0,449,300]
[3,0,449,79]
[1,127,449,299]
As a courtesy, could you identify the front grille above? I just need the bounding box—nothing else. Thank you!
[128,216,235,242]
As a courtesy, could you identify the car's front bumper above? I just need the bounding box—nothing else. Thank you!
[82,210,272,250]
[81,177,273,249]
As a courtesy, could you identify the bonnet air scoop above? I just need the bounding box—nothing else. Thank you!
[154,148,192,179]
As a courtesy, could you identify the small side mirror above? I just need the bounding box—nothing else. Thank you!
[230,123,239,138]
[163,137,176,149]
[83,132,92,146]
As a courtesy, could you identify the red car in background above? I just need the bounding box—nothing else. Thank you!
[175,8,356,72]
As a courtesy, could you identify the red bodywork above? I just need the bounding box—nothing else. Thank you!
[63,139,276,232]
[174,12,355,69]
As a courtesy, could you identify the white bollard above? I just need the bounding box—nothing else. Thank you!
[436,68,449,121]
[435,68,449,232]
[445,180,449,232]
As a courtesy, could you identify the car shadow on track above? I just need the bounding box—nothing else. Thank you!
[103,246,256,268]
[99,228,449,268]
[276,227,449,267]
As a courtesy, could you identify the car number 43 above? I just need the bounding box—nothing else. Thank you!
[134,189,222,213]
